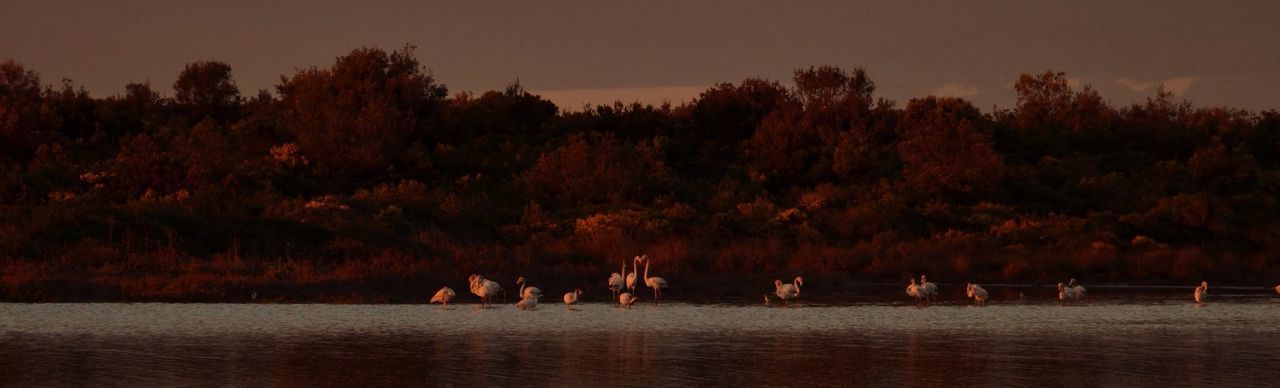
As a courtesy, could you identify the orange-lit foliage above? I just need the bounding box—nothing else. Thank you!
[896,97,1002,196]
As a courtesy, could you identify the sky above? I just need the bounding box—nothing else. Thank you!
[2,0,1277,112]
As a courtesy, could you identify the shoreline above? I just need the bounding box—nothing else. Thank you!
[3,273,1274,304]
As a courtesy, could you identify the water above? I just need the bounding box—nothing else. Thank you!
[2,297,1278,387]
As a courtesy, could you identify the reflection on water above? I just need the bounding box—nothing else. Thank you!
[2,298,1278,386]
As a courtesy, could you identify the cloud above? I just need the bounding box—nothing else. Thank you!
[1116,78,1153,92]
[532,85,708,111]
[1116,76,1200,95]
[1161,76,1199,95]
[929,83,979,98]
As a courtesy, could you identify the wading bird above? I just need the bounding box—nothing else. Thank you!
[516,277,543,300]
[773,276,803,307]
[638,255,668,304]
[564,289,582,306]
[907,278,925,305]
[468,274,502,307]
[1069,278,1086,302]
[626,256,639,294]
[430,286,456,308]
[966,283,988,306]
[1057,282,1076,303]
[619,292,638,308]
[608,260,624,304]
[920,275,938,303]
[1194,281,1208,304]
[516,294,538,310]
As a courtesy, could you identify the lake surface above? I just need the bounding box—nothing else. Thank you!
[2,295,1278,387]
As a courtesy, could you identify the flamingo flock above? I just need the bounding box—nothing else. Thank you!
[434,256,1274,309]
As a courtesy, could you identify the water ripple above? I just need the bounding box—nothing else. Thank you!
[1,298,1277,386]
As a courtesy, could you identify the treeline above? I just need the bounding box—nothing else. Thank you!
[2,47,1278,301]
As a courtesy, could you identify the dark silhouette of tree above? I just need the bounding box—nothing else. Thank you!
[99,82,165,137]
[3,54,1280,303]
[522,133,667,206]
[173,61,242,123]
[277,46,447,181]
[689,79,792,150]
[0,60,53,163]
[427,82,556,181]
[896,97,1002,197]
[793,65,875,130]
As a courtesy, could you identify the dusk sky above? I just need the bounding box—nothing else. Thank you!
[2,0,1277,111]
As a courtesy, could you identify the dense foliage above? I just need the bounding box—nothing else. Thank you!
[2,48,1278,300]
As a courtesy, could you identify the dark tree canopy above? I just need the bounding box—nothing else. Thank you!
[277,47,447,181]
[173,61,242,124]
[1,50,1279,304]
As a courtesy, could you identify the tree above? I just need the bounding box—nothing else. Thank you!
[521,133,668,206]
[277,47,447,180]
[689,79,793,148]
[1014,71,1073,127]
[173,61,242,123]
[100,82,165,136]
[793,65,875,127]
[896,97,1002,197]
[0,60,54,163]
[1000,71,1075,161]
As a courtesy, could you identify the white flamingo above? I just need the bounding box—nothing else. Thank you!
[920,275,938,303]
[482,277,502,306]
[1194,281,1208,304]
[966,283,988,306]
[906,278,925,305]
[1057,282,1077,303]
[773,276,803,307]
[626,256,639,294]
[638,255,668,304]
[563,289,582,306]
[1069,278,1086,302]
[619,292,638,308]
[430,286,456,308]
[516,294,539,310]
[468,274,502,307]
[516,276,543,300]
[608,259,624,304]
